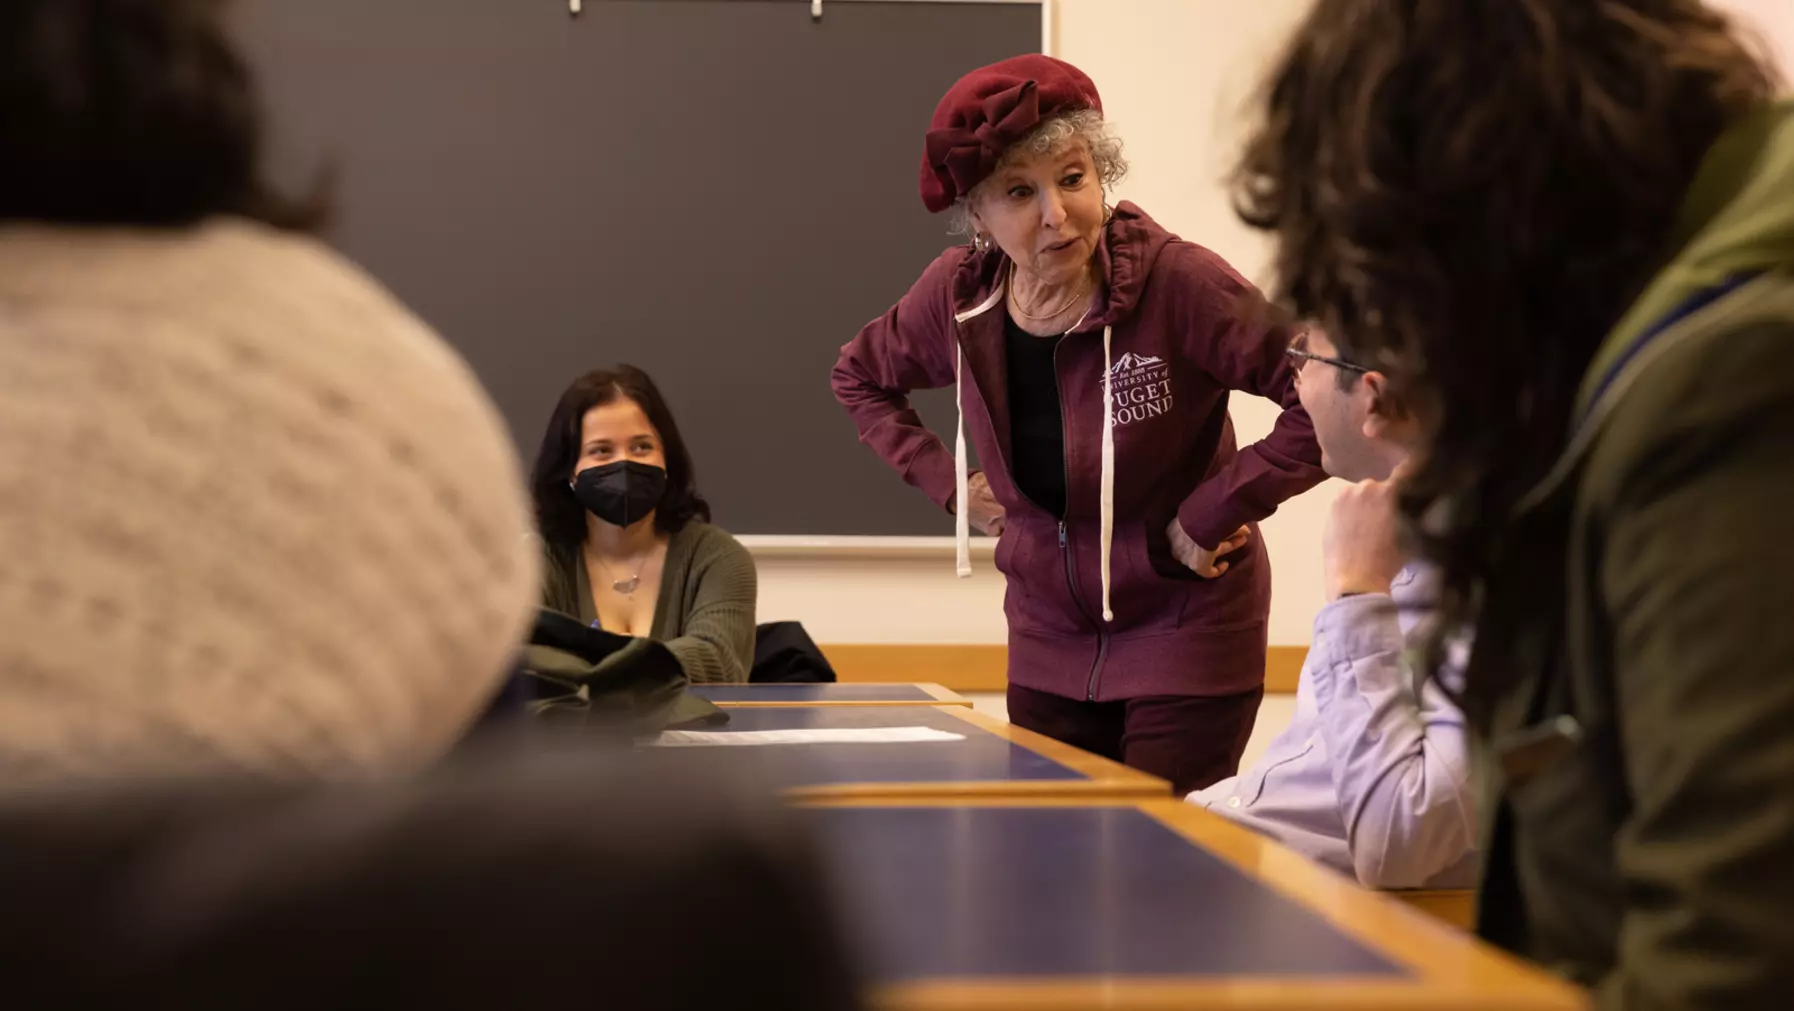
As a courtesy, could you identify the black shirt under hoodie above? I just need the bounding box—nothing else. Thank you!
[1003,310,1068,518]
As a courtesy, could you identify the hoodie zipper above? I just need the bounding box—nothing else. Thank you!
[1052,337,1109,702]
[956,319,1032,514]
[961,278,1110,702]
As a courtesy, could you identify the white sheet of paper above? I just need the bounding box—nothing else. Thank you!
[650,727,967,747]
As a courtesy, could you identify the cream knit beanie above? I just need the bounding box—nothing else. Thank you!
[0,219,539,782]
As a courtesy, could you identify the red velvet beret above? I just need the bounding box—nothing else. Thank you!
[919,55,1103,213]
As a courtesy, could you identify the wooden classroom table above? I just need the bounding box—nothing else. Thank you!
[690,682,972,707]
[661,704,1168,801]
[797,798,1587,1011]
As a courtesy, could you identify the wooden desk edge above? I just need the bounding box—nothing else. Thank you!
[788,778,1167,801]
[706,683,973,708]
[917,682,972,705]
[1388,889,1477,931]
[799,798,1584,1011]
[873,978,1578,1011]
[717,699,974,708]
[937,706,1173,797]
[1134,801,1585,1008]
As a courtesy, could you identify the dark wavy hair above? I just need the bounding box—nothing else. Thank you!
[0,0,326,228]
[1232,0,1777,715]
[530,366,711,548]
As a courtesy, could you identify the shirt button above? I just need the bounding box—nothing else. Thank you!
[1227,796,1242,809]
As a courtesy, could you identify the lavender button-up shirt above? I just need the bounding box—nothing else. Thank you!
[1189,566,1477,889]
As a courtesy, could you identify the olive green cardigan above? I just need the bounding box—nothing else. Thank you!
[541,522,757,684]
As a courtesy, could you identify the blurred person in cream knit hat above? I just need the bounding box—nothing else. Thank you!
[0,0,537,781]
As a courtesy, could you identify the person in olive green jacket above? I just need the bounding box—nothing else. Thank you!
[530,365,757,684]
[1232,1,1794,1007]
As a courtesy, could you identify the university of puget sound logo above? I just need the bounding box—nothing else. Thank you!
[1105,352,1172,426]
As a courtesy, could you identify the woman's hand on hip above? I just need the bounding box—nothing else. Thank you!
[961,471,1007,537]
[1168,520,1250,578]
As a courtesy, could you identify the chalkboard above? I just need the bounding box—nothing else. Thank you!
[235,0,1039,534]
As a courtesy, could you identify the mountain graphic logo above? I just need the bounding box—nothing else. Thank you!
[1109,352,1165,374]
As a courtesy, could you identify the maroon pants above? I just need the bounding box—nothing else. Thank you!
[1006,683,1264,796]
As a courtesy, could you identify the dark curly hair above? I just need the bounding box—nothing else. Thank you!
[1232,0,1777,716]
[530,366,711,549]
[0,0,326,228]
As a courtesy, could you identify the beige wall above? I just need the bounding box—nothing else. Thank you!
[1718,0,1794,85]
[754,0,1794,649]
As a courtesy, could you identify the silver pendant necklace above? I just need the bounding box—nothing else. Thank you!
[592,548,652,599]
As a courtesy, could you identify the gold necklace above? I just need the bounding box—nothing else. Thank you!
[1010,273,1092,322]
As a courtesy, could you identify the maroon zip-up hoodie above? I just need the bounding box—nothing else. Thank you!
[832,202,1324,700]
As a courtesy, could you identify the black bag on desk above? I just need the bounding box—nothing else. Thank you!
[520,609,728,732]
[751,621,837,684]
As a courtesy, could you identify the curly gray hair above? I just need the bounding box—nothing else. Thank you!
[947,108,1128,236]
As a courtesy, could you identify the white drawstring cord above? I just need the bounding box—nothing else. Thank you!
[1099,325,1115,622]
[953,343,971,578]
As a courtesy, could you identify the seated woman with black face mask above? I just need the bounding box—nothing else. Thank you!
[531,366,757,684]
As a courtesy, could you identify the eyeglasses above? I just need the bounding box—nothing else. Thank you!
[1285,333,1370,377]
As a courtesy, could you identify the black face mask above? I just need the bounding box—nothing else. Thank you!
[571,461,668,528]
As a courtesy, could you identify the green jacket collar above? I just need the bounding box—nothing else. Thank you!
[1580,100,1794,418]
[1517,101,1794,514]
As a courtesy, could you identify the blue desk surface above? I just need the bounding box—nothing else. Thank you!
[693,683,947,704]
[694,706,1081,789]
[799,803,1587,1009]
[809,805,1399,980]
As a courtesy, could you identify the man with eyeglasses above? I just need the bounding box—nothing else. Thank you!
[1187,329,1476,890]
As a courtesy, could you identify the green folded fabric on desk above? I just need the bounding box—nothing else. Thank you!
[524,610,728,733]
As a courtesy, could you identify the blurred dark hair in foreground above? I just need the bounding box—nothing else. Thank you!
[0,0,327,229]
[0,748,865,1010]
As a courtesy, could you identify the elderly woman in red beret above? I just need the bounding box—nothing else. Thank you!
[831,56,1325,793]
